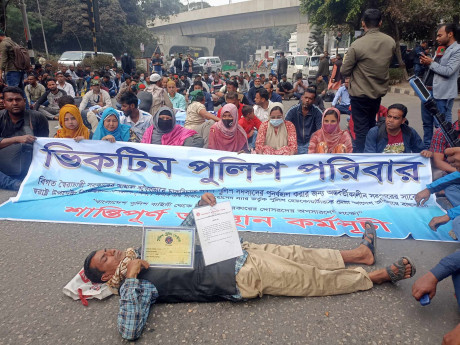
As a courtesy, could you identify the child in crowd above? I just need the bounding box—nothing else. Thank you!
[238,105,261,149]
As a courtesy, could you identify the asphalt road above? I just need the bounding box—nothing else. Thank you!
[0,93,459,345]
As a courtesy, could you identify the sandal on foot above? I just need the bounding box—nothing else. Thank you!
[386,256,416,283]
[360,221,377,260]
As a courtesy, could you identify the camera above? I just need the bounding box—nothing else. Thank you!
[409,76,460,147]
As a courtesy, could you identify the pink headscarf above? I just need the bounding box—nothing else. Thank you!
[315,107,349,151]
[208,103,248,152]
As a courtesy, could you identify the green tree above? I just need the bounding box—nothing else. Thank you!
[300,0,460,78]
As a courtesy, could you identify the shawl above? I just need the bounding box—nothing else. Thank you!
[106,248,138,295]
[312,107,351,153]
[56,104,90,139]
[265,102,288,150]
[208,103,248,152]
[141,106,197,146]
[92,107,130,141]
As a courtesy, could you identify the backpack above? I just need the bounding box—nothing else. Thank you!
[12,42,31,71]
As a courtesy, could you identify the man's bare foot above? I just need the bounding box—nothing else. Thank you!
[369,258,415,284]
[340,243,374,265]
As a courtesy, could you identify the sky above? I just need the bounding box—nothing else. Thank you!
[181,0,247,7]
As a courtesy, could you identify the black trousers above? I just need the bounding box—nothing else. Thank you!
[350,96,381,153]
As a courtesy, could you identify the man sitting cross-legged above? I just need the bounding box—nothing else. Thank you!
[83,193,416,341]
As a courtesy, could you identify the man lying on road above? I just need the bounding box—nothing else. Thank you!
[84,193,416,340]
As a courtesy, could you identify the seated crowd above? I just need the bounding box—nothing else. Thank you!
[0,65,458,245]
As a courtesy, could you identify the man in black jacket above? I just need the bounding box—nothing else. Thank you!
[0,86,48,189]
[83,193,415,340]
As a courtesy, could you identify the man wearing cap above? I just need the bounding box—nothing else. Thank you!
[317,53,330,84]
[146,73,173,116]
[247,76,263,105]
[0,30,24,88]
[79,78,111,130]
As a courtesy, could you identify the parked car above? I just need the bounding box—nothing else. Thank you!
[196,56,222,73]
[58,51,116,67]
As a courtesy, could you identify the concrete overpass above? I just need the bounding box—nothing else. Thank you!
[148,0,310,57]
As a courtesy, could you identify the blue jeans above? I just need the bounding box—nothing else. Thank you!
[452,262,460,310]
[0,170,21,190]
[335,103,351,115]
[293,92,303,100]
[435,98,454,124]
[322,75,329,84]
[6,71,24,88]
[421,90,436,149]
[297,143,309,154]
[248,130,258,150]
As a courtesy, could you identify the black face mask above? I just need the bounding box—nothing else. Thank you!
[158,118,173,131]
[222,119,233,128]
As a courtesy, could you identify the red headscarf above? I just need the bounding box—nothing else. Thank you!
[208,103,248,152]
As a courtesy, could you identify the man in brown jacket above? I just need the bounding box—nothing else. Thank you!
[341,9,396,153]
[0,30,24,89]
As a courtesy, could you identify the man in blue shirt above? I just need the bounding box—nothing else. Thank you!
[285,88,323,154]
[83,193,415,340]
[332,77,351,115]
[263,82,282,103]
[151,52,164,76]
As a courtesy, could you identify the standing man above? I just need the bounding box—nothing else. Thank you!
[276,52,288,81]
[413,41,429,77]
[420,24,460,124]
[121,52,134,75]
[151,52,163,77]
[174,53,183,74]
[341,8,396,153]
[317,53,330,84]
[0,30,25,88]
[285,88,323,154]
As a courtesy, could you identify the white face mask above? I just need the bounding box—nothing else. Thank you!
[270,119,283,127]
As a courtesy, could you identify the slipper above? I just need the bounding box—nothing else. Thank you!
[386,256,416,283]
[360,221,377,261]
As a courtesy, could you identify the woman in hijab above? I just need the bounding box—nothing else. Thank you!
[141,107,204,147]
[92,107,131,143]
[308,107,353,154]
[55,104,91,141]
[255,102,297,155]
[208,103,248,152]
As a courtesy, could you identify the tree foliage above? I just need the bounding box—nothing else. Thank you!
[3,0,185,58]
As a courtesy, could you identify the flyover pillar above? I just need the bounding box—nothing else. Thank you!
[296,23,311,54]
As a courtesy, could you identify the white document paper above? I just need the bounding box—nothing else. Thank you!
[192,201,243,266]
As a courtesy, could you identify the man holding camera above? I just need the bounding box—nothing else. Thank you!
[420,24,460,124]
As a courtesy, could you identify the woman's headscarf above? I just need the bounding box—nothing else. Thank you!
[265,102,288,150]
[92,107,130,141]
[209,103,248,152]
[316,107,347,150]
[141,106,197,146]
[56,104,90,139]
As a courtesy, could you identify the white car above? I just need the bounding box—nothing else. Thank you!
[196,56,222,73]
[287,55,309,81]
[58,51,116,67]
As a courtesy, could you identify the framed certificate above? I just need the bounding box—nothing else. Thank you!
[141,226,195,269]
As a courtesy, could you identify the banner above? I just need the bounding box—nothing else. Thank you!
[0,138,453,241]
